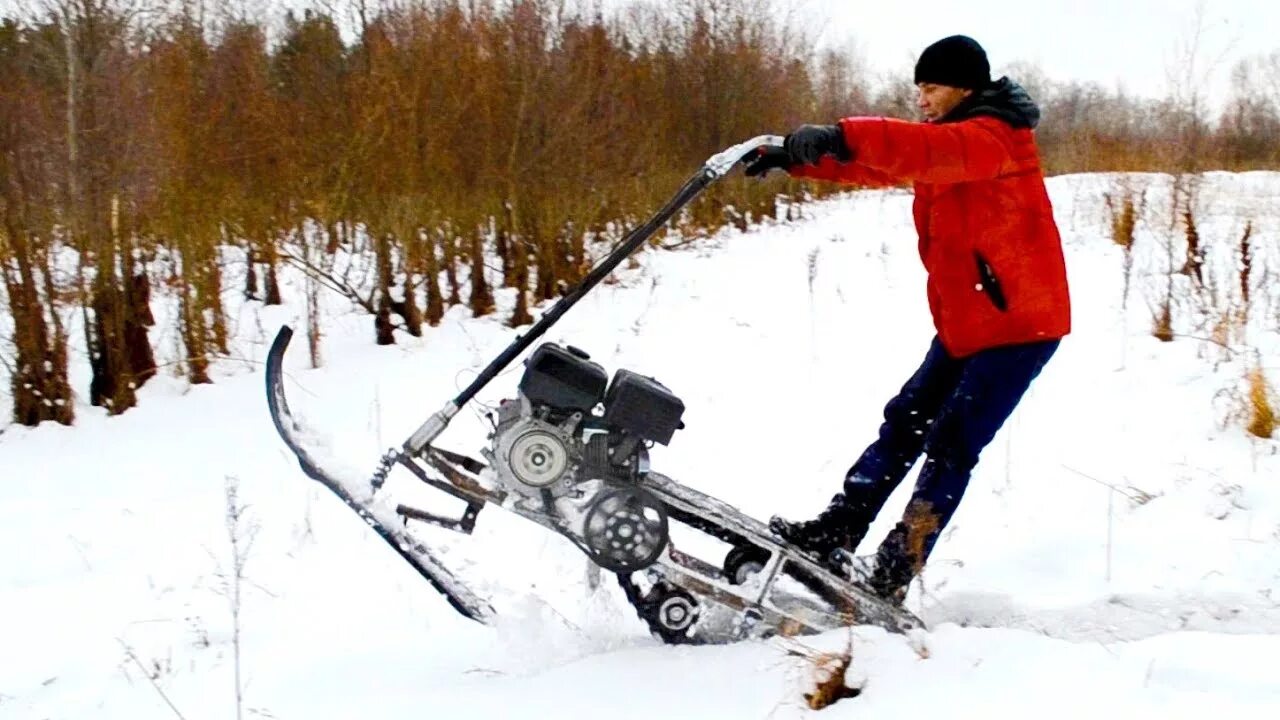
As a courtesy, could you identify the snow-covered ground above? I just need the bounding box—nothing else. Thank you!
[2,171,1279,719]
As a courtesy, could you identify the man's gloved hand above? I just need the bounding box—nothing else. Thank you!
[783,124,852,165]
[743,145,791,177]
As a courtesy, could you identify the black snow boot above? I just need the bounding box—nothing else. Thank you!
[769,493,867,573]
[864,522,917,606]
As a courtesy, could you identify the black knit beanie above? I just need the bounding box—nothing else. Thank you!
[914,35,991,90]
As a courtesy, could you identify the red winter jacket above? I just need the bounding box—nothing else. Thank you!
[790,80,1071,358]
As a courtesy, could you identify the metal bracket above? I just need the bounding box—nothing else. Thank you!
[398,451,495,505]
[397,502,482,534]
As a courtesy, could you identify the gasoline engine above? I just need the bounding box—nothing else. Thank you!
[482,343,686,572]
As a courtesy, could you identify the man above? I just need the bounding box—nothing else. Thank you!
[747,35,1071,605]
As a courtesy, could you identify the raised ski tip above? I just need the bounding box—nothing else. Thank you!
[271,323,294,348]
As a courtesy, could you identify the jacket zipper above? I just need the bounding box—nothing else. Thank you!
[974,252,1008,312]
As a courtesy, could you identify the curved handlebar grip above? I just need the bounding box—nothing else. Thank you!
[704,134,787,178]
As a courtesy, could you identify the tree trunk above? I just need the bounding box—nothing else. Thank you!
[1239,221,1252,311]
[125,268,156,387]
[88,276,138,412]
[306,239,322,368]
[177,246,211,385]
[566,225,586,289]
[306,292,322,366]
[535,233,556,301]
[375,231,396,344]
[244,245,258,300]
[401,275,423,335]
[202,243,229,355]
[498,201,517,287]
[37,239,74,426]
[2,235,74,426]
[442,227,461,305]
[113,197,155,391]
[495,227,513,287]
[508,234,532,327]
[422,225,444,326]
[325,220,341,255]
[469,229,494,317]
[398,226,422,336]
[1,144,74,425]
[264,233,282,305]
[375,295,395,345]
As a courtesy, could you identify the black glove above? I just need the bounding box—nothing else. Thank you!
[783,124,852,165]
[743,145,792,178]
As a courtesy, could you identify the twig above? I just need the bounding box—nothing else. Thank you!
[277,249,375,314]
[277,248,421,341]
[1060,465,1151,503]
[1165,332,1242,357]
[67,534,92,571]
[117,639,187,720]
[1106,486,1114,583]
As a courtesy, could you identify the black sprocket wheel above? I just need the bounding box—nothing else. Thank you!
[582,485,669,572]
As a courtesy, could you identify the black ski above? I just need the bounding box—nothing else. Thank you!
[265,326,495,623]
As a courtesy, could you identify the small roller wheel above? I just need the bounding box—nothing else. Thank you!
[648,584,699,642]
[656,591,697,632]
[616,574,704,645]
[724,544,770,585]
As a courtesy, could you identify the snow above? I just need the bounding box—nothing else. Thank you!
[2,171,1279,718]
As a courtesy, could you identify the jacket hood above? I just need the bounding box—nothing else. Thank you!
[941,76,1040,130]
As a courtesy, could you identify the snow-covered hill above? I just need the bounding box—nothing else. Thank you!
[2,172,1278,719]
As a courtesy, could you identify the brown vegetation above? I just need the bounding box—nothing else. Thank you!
[3,2,1280,425]
[784,631,861,710]
[1246,366,1276,440]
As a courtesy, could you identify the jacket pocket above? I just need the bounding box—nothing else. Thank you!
[974,251,1008,312]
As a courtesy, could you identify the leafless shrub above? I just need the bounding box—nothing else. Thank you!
[215,476,261,720]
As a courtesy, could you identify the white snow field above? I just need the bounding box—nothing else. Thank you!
[2,171,1278,719]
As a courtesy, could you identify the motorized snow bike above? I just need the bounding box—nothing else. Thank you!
[265,136,923,644]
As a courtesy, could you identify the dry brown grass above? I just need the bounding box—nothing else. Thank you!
[903,499,942,575]
[1105,184,1146,317]
[1105,190,1139,250]
[1181,208,1205,289]
[1153,299,1175,342]
[783,632,862,710]
[804,650,860,710]
[1246,367,1277,439]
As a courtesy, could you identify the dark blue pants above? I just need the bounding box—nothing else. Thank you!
[842,336,1059,584]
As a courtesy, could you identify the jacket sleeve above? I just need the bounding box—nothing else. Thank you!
[834,116,1018,184]
[785,155,900,188]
